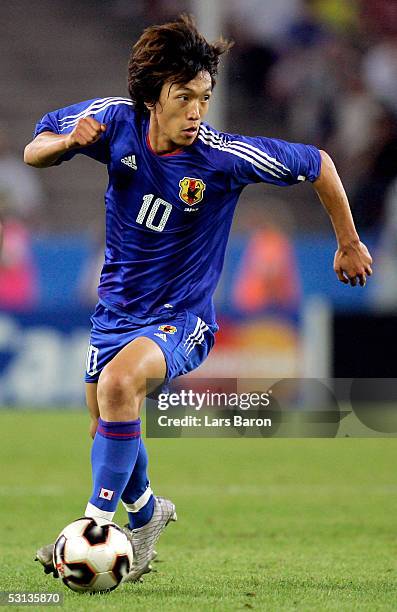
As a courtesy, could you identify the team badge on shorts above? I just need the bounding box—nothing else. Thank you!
[158,324,177,334]
[179,177,206,206]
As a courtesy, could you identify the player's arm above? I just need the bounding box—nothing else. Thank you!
[313,150,373,287]
[24,117,106,168]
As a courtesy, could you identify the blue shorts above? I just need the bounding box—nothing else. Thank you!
[84,303,217,384]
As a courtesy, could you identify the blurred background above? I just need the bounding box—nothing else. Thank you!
[0,0,396,406]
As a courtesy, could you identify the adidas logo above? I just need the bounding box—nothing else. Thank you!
[121,154,137,170]
[154,332,167,342]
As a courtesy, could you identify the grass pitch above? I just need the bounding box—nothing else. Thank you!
[1,410,397,611]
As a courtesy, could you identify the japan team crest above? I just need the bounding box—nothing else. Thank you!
[179,177,206,206]
[158,324,177,334]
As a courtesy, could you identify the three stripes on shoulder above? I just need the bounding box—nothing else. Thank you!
[198,124,293,180]
[58,97,132,132]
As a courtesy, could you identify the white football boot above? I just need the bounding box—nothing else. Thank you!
[122,496,177,582]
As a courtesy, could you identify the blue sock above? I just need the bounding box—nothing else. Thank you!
[85,417,141,521]
[121,439,155,528]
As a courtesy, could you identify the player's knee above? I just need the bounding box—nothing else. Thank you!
[97,367,145,418]
[97,369,135,405]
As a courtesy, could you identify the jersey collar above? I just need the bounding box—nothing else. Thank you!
[145,132,185,157]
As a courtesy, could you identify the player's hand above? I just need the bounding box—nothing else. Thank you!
[65,117,106,150]
[89,417,98,439]
[334,240,373,287]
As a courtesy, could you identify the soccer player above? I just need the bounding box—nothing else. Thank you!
[24,15,372,583]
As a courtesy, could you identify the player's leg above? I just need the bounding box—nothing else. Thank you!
[36,342,172,579]
[122,439,154,527]
[35,377,154,576]
[85,337,166,521]
[86,381,99,438]
[86,341,176,582]
[86,380,156,529]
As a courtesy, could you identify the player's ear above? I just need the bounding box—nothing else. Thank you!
[145,100,163,114]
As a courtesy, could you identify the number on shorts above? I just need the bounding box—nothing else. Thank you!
[86,344,99,376]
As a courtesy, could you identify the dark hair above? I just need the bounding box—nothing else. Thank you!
[127,14,233,114]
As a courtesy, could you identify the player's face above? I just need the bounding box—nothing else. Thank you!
[148,71,212,153]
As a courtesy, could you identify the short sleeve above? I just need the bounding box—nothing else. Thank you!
[229,135,322,189]
[33,97,131,165]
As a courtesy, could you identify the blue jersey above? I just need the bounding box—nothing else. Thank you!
[35,97,321,326]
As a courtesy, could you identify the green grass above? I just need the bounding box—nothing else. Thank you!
[1,410,397,610]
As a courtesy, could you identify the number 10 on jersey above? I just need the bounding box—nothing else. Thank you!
[136,194,172,232]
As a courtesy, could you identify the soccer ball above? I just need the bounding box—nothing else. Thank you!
[53,517,133,593]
